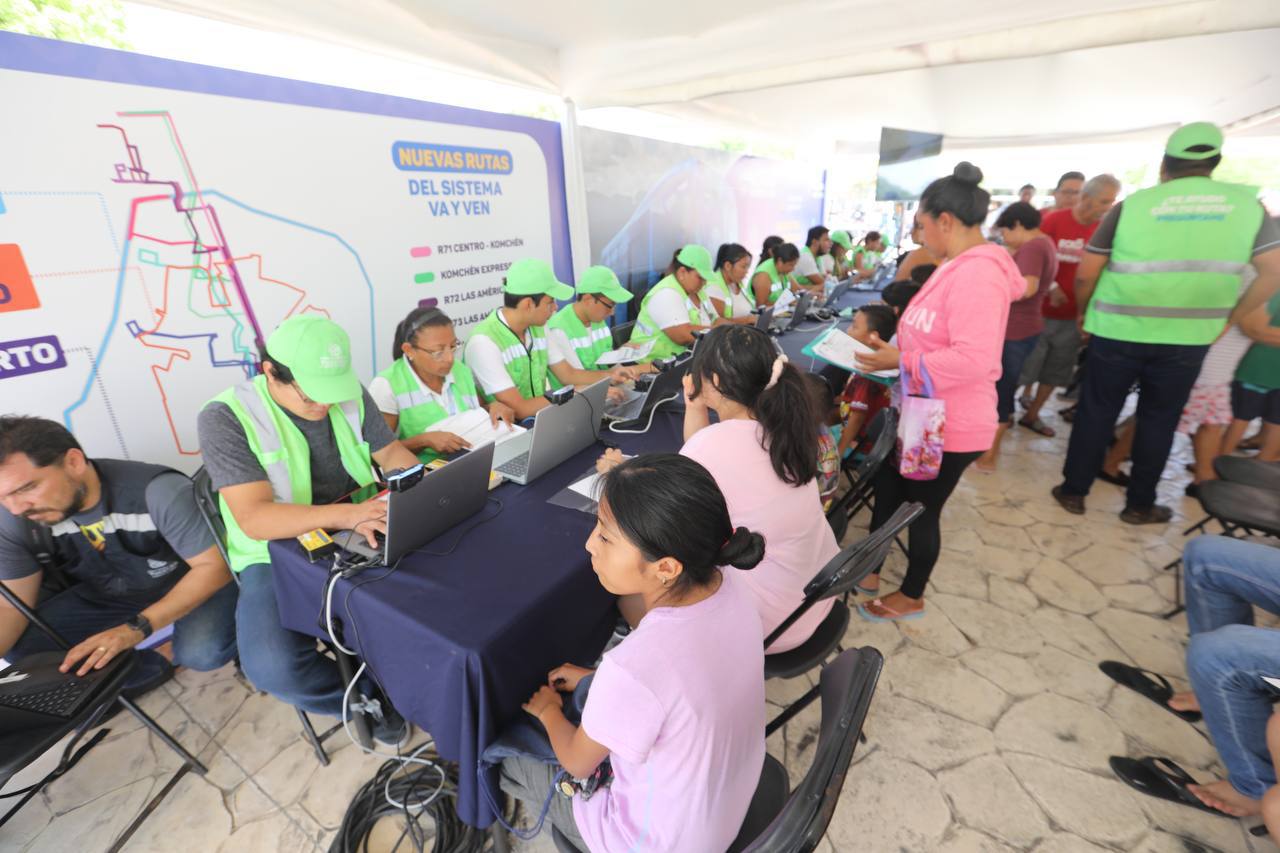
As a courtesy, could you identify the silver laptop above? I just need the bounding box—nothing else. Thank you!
[754,306,775,332]
[332,440,495,563]
[772,291,814,334]
[493,378,610,485]
[606,355,691,424]
[822,278,852,308]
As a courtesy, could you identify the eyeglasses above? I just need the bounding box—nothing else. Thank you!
[411,341,463,360]
[594,296,617,311]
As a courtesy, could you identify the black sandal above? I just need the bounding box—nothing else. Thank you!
[1110,756,1232,817]
[1099,661,1202,722]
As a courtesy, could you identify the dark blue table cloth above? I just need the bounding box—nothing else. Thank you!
[269,412,685,827]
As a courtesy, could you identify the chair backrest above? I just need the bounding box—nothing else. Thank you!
[611,320,635,348]
[741,646,884,853]
[849,406,897,488]
[768,501,922,649]
[190,465,232,569]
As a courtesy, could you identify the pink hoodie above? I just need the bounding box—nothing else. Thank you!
[897,243,1026,453]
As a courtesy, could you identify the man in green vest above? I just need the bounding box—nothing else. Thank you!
[464,258,577,420]
[197,315,420,744]
[793,225,832,294]
[1054,122,1280,524]
[545,265,646,389]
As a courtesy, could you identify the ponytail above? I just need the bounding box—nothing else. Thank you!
[715,242,750,271]
[688,325,818,486]
[760,235,783,262]
[391,306,452,362]
[663,248,683,277]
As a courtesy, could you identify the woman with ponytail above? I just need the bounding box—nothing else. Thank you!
[853,162,1026,620]
[681,324,840,651]
[506,453,767,853]
[368,306,516,463]
[703,242,757,324]
[750,239,801,308]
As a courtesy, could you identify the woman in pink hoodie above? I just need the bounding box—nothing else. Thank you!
[855,162,1026,620]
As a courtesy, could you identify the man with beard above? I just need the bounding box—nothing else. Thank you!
[0,416,236,693]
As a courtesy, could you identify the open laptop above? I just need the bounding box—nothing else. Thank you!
[0,650,122,731]
[332,439,495,563]
[493,378,610,485]
[606,352,691,425]
[771,291,814,334]
[753,305,775,332]
[822,278,852,309]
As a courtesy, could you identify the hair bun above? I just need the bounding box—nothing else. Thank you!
[718,526,766,570]
[952,161,983,186]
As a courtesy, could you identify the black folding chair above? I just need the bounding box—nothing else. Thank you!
[190,466,352,763]
[610,320,635,348]
[825,408,897,542]
[1213,457,1280,491]
[0,584,207,828]
[765,502,921,736]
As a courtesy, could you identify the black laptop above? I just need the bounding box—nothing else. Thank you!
[0,650,122,731]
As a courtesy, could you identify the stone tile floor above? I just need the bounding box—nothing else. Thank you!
[4,411,1278,852]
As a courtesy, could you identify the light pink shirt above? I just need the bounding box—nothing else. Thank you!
[682,419,839,653]
[574,578,765,852]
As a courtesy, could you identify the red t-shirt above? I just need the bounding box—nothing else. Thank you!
[1039,208,1101,320]
[1006,235,1058,340]
[839,375,890,453]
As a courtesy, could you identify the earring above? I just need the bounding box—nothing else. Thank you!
[660,577,671,587]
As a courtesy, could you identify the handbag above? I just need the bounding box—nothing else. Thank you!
[897,361,945,481]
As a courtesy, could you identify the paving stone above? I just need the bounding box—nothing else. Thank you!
[966,542,1039,581]
[2,793,52,849]
[929,554,990,600]
[1024,524,1094,565]
[169,673,254,740]
[1133,794,1254,853]
[43,723,158,815]
[945,527,985,553]
[933,594,1044,655]
[1032,646,1115,706]
[824,751,953,852]
[842,614,905,656]
[866,695,997,771]
[217,691,323,776]
[1006,754,1149,846]
[1093,608,1188,676]
[882,646,1009,727]
[994,693,1127,772]
[1022,503,1091,528]
[217,811,316,853]
[962,648,1045,699]
[1140,541,1184,572]
[26,777,156,853]
[941,501,987,534]
[1102,583,1170,615]
[938,754,1050,847]
[976,502,1039,529]
[230,776,281,827]
[935,828,1018,853]
[298,738,388,830]
[149,699,218,775]
[976,524,1039,553]
[1029,834,1112,853]
[1067,543,1154,585]
[1104,686,1219,770]
[1026,558,1107,615]
[896,606,974,657]
[119,773,233,852]
[989,576,1040,613]
[196,739,248,793]
[1033,606,1129,663]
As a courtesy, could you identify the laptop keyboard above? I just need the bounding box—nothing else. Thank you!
[495,452,530,479]
[0,678,92,719]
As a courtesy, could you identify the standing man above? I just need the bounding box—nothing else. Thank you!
[0,416,237,691]
[1019,184,1037,204]
[1053,123,1280,523]
[1047,171,1086,212]
[793,226,832,294]
[1018,174,1121,434]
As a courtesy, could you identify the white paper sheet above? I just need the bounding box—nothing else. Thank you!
[568,471,605,500]
[594,340,655,365]
[429,408,526,447]
[811,329,899,378]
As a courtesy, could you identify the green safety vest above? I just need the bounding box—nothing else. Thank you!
[630,275,703,362]
[852,247,881,273]
[210,375,378,573]
[703,271,735,318]
[376,355,479,463]
[1085,177,1262,345]
[546,303,612,389]
[754,258,789,305]
[469,308,550,401]
[1235,292,1280,391]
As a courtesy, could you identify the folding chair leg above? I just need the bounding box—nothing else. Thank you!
[1182,515,1211,537]
[297,709,330,766]
[119,695,207,775]
[1162,555,1185,620]
[766,683,820,737]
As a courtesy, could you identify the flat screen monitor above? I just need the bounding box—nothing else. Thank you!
[876,127,945,201]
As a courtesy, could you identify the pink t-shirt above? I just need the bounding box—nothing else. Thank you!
[898,244,1027,453]
[574,578,766,853]
[681,419,839,653]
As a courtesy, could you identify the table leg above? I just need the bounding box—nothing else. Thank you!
[334,648,373,748]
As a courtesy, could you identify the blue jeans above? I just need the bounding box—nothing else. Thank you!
[1060,335,1207,508]
[1183,535,1280,799]
[996,333,1041,423]
[10,580,239,682]
[235,562,350,717]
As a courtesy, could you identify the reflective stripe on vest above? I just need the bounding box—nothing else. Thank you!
[378,356,478,461]
[755,259,788,304]
[470,309,550,400]
[50,513,158,536]
[1107,260,1249,276]
[1092,301,1233,320]
[630,276,700,362]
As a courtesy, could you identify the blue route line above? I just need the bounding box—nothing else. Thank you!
[124,320,256,372]
[61,188,377,431]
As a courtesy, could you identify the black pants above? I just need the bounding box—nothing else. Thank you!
[870,450,981,599]
[1060,335,1207,509]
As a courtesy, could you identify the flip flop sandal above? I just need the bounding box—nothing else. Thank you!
[1017,417,1056,437]
[854,579,880,596]
[1110,756,1232,817]
[857,599,925,622]
[1099,661,1202,723]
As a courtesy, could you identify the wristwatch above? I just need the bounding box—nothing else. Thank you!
[126,613,154,639]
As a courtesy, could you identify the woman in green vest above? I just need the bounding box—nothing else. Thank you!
[702,243,757,325]
[749,239,800,308]
[546,266,648,388]
[850,231,884,280]
[629,244,717,362]
[370,307,515,462]
[829,230,853,279]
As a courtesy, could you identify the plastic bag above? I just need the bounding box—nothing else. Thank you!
[897,362,945,481]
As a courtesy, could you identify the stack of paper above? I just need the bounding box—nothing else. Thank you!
[805,328,899,380]
[594,340,655,365]
[428,408,526,448]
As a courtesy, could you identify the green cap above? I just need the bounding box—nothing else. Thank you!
[830,230,853,250]
[675,244,715,282]
[1165,122,1223,160]
[577,265,633,303]
[266,315,360,404]
[503,258,574,300]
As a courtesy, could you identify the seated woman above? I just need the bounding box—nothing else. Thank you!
[609,325,839,652]
[850,231,885,280]
[628,244,717,362]
[750,238,801,308]
[702,243,757,325]
[504,453,767,853]
[369,306,515,462]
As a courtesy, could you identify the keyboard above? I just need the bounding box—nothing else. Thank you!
[495,452,530,479]
[0,678,93,719]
